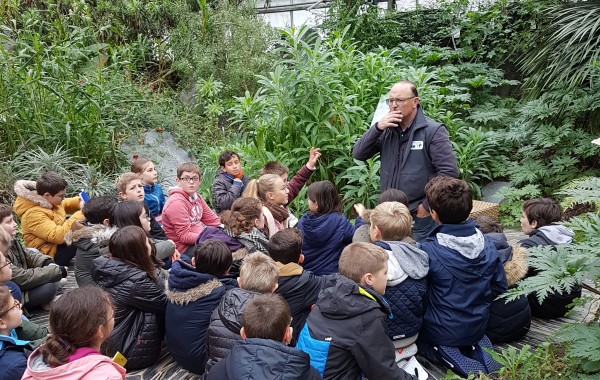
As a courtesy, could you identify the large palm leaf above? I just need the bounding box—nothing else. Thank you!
[520,0,600,97]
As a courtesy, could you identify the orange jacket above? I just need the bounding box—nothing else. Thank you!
[13,180,84,258]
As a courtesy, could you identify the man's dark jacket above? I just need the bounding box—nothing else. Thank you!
[353,104,458,210]
[207,338,322,380]
[296,274,415,380]
[275,262,328,346]
[165,260,234,374]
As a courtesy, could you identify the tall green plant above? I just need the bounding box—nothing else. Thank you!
[225,26,513,215]
[520,1,600,97]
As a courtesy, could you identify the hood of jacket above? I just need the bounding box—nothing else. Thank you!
[376,241,429,286]
[217,288,259,334]
[64,224,113,247]
[219,338,314,379]
[299,212,348,245]
[13,180,52,216]
[485,232,513,263]
[503,245,528,286]
[23,348,125,380]
[427,220,499,284]
[165,260,223,305]
[537,225,574,245]
[317,273,391,320]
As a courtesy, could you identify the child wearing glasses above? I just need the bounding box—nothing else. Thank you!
[0,205,67,312]
[0,285,47,380]
[162,163,221,257]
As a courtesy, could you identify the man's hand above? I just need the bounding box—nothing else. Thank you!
[416,203,430,218]
[376,111,403,130]
[307,147,321,169]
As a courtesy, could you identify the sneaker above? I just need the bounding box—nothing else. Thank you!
[472,335,502,374]
[41,294,62,311]
[435,345,486,377]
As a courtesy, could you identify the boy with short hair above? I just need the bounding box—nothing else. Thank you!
[260,147,321,206]
[269,228,328,346]
[518,198,581,319]
[212,150,251,215]
[162,163,221,255]
[369,202,428,361]
[204,252,279,373]
[417,177,507,376]
[166,239,236,374]
[0,204,67,310]
[207,293,322,380]
[13,172,84,265]
[116,172,168,240]
[64,196,118,287]
[296,242,414,379]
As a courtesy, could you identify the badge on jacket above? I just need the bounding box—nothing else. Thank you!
[411,141,424,150]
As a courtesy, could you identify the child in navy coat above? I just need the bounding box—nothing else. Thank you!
[298,181,355,276]
[165,240,235,374]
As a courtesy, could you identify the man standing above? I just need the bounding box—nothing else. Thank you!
[353,80,458,242]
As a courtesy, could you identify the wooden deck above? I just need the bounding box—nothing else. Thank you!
[26,229,597,380]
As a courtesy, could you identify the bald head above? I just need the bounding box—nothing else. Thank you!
[392,81,418,97]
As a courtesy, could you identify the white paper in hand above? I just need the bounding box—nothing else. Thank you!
[400,356,429,380]
[370,95,390,127]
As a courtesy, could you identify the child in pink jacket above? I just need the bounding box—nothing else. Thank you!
[162,162,221,255]
[22,287,126,380]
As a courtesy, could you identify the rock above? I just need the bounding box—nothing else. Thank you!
[481,181,512,203]
[121,130,194,189]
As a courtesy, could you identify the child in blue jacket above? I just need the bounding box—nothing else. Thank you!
[131,158,167,219]
[298,181,355,276]
[165,240,236,375]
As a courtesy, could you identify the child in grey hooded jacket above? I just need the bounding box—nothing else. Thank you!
[368,202,429,359]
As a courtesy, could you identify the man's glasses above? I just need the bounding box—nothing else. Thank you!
[180,176,201,183]
[0,299,21,317]
[385,96,416,106]
[0,258,11,271]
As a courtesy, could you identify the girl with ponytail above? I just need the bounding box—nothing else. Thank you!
[22,286,125,379]
[243,174,290,238]
[220,197,268,254]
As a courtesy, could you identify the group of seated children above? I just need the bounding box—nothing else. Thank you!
[0,144,583,379]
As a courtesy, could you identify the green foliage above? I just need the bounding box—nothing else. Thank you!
[7,146,116,200]
[497,184,541,226]
[169,0,277,100]
[319,0,453,52]
[520,1,600,97]
[502,178,600,376]
[338,158,380,214]
[442,342,581,379]
[223,27,512,215]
